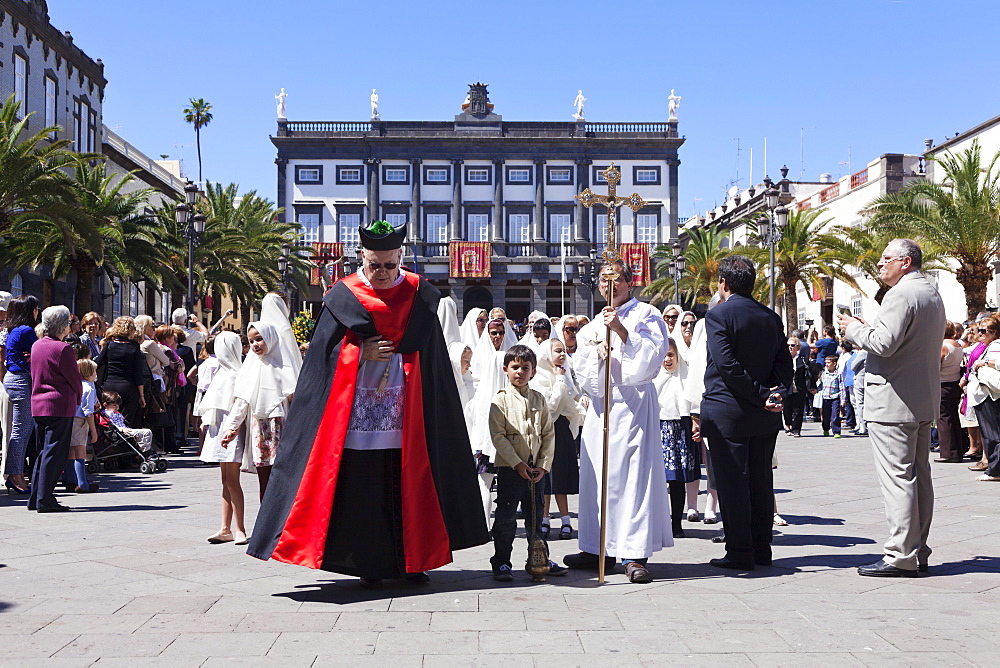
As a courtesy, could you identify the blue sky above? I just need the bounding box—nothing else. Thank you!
[51,0,1000,220]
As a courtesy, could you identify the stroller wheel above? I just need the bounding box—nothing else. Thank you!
[156,459,168,472]
[104,459,118,472]
[139,461,155,475]
[86,462,98,473]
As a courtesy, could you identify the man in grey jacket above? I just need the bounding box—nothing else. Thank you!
[837,239,945,577]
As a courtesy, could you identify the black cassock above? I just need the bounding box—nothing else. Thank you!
[247,272,488,577]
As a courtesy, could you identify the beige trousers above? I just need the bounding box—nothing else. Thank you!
[868,420,934,570]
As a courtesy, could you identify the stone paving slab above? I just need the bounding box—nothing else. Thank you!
[2,422,1000,664]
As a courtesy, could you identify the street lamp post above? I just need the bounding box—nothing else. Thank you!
[759,187,789,312]
[577,247,599,315]
[277,243,295,311]
[667,242,687,305]
[177,181,205,316]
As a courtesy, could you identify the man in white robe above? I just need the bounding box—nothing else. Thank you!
[564,261,672,583]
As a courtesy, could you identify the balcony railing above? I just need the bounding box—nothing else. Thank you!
[850,169,869,189]
[285,121,372,133]
[819,183,840,203]
[586,122,671,133]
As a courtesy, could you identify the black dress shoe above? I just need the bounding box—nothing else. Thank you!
[625,562,652,583]
[564,551,617,571]
[918,563,928,573]
[37,504,71,513]
[709,556,755,571]
[753,551,772,566]
[359,577,383,589]
[405,571,430,584]
[857,559,918,578]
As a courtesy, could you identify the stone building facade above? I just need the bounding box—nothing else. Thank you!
[274,84,684,321]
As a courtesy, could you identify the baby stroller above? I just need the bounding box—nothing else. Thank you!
[91,412,168,475]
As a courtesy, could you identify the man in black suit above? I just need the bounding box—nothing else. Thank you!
[701,255,793,571]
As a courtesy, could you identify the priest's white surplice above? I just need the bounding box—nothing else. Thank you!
[575,298,673,559]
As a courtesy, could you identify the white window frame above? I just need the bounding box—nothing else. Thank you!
[509,214,530,243]
[636,214,658,244]
[549,213,572,244]
[297,168,321,183]
[425,168,449,183]
[338,167,362,183]
[595,214,608,245]
[426,213,448,243]
[635,169,659,184]
[339,213,361,250]
[852,294,863,318]
[44,76,57,136]
[298,212,321,244]
[467,214,489,242]
[74,101,84,151]
[466,168,490,183]
[508,168,530,183]
[112,279,122,318]
[384,168,407,183]
[14,55,27,118]
[798,308,806,331]
[10,274,23,298]
[385,213,407,225]
[549,168,572,183]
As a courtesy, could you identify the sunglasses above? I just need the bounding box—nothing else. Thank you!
[563,326,579,333]
[681,321,696,327]
[979,328,992,334]
[366,262,398,271]
[664,314,679,321]
[489,330,505,336]
[476,318,488,324]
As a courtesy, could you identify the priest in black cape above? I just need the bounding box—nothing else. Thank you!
[248,220,489,586]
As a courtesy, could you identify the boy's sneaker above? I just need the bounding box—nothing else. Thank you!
[823,431,830,437]
[834,434,842,439]
[547,561,568,576]
[493,564,513,582]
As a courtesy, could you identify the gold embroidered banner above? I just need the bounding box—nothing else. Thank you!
[449,241,492,278]
[619,242,651,286]
[310,242,345,286]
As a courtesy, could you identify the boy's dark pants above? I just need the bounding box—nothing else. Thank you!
[822,397,842,435]
[491,466,544,570]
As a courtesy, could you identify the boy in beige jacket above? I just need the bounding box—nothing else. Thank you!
[488,345,567,581]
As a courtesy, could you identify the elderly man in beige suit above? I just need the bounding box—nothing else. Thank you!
[837,239,945,577]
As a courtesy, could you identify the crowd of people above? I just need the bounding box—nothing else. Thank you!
[0,232,978,584]
[0,290,301,528]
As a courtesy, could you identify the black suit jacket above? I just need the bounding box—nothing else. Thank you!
[701,293,794,437]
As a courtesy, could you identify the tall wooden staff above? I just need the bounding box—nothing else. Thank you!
[576,163,647,583]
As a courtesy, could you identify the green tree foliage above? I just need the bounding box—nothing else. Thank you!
[183,98,213,184]
[866,141,1000,319]
[644,225,733,307]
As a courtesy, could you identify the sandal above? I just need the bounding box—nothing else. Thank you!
[969,462,989,471]
[975,474,1000,481]
[702,513,718,525]
[685,509,700,522]
[540,524,550,539]
[560,524,573,539]
[773,513,788,526]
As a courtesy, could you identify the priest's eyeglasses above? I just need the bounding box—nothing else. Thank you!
[366,261,398,271]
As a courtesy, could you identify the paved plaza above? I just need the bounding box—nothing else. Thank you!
[1,421,999,666]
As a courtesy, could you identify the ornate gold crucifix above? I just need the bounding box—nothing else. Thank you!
[576,163,647,267]
[574,162,647,584]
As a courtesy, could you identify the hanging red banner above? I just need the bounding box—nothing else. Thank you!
[449,241,492,278]
[619,243,651,286]
[310,242,346,286]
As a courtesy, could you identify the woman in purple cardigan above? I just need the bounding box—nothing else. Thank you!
[27,306,82,513]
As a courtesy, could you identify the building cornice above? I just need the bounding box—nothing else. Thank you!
[2,0,107,89]
[925,114,1000,156]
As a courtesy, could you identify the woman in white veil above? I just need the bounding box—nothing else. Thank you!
[518,310,549,348]
[199,332,248,545]
[460,308,488,352]
[259,292,303,379]
[531,338,586,539]
[470,316,517,385]
[437,296,461,347]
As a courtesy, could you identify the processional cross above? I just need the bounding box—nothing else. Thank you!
[575,162,647,583]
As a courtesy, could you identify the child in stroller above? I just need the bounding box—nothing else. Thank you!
[94,391,166,474]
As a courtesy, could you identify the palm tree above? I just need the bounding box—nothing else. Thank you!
[865,141,1000,319]
[183,98,213,184]
[751,207,860,334]
[644,225,733,307]
[4,162,163,313]
[818,223,950,304]
[0,93,100,258]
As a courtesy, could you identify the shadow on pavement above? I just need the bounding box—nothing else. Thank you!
[771,533,876,548]
[778,514,846,525]
[69,504,188,512]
